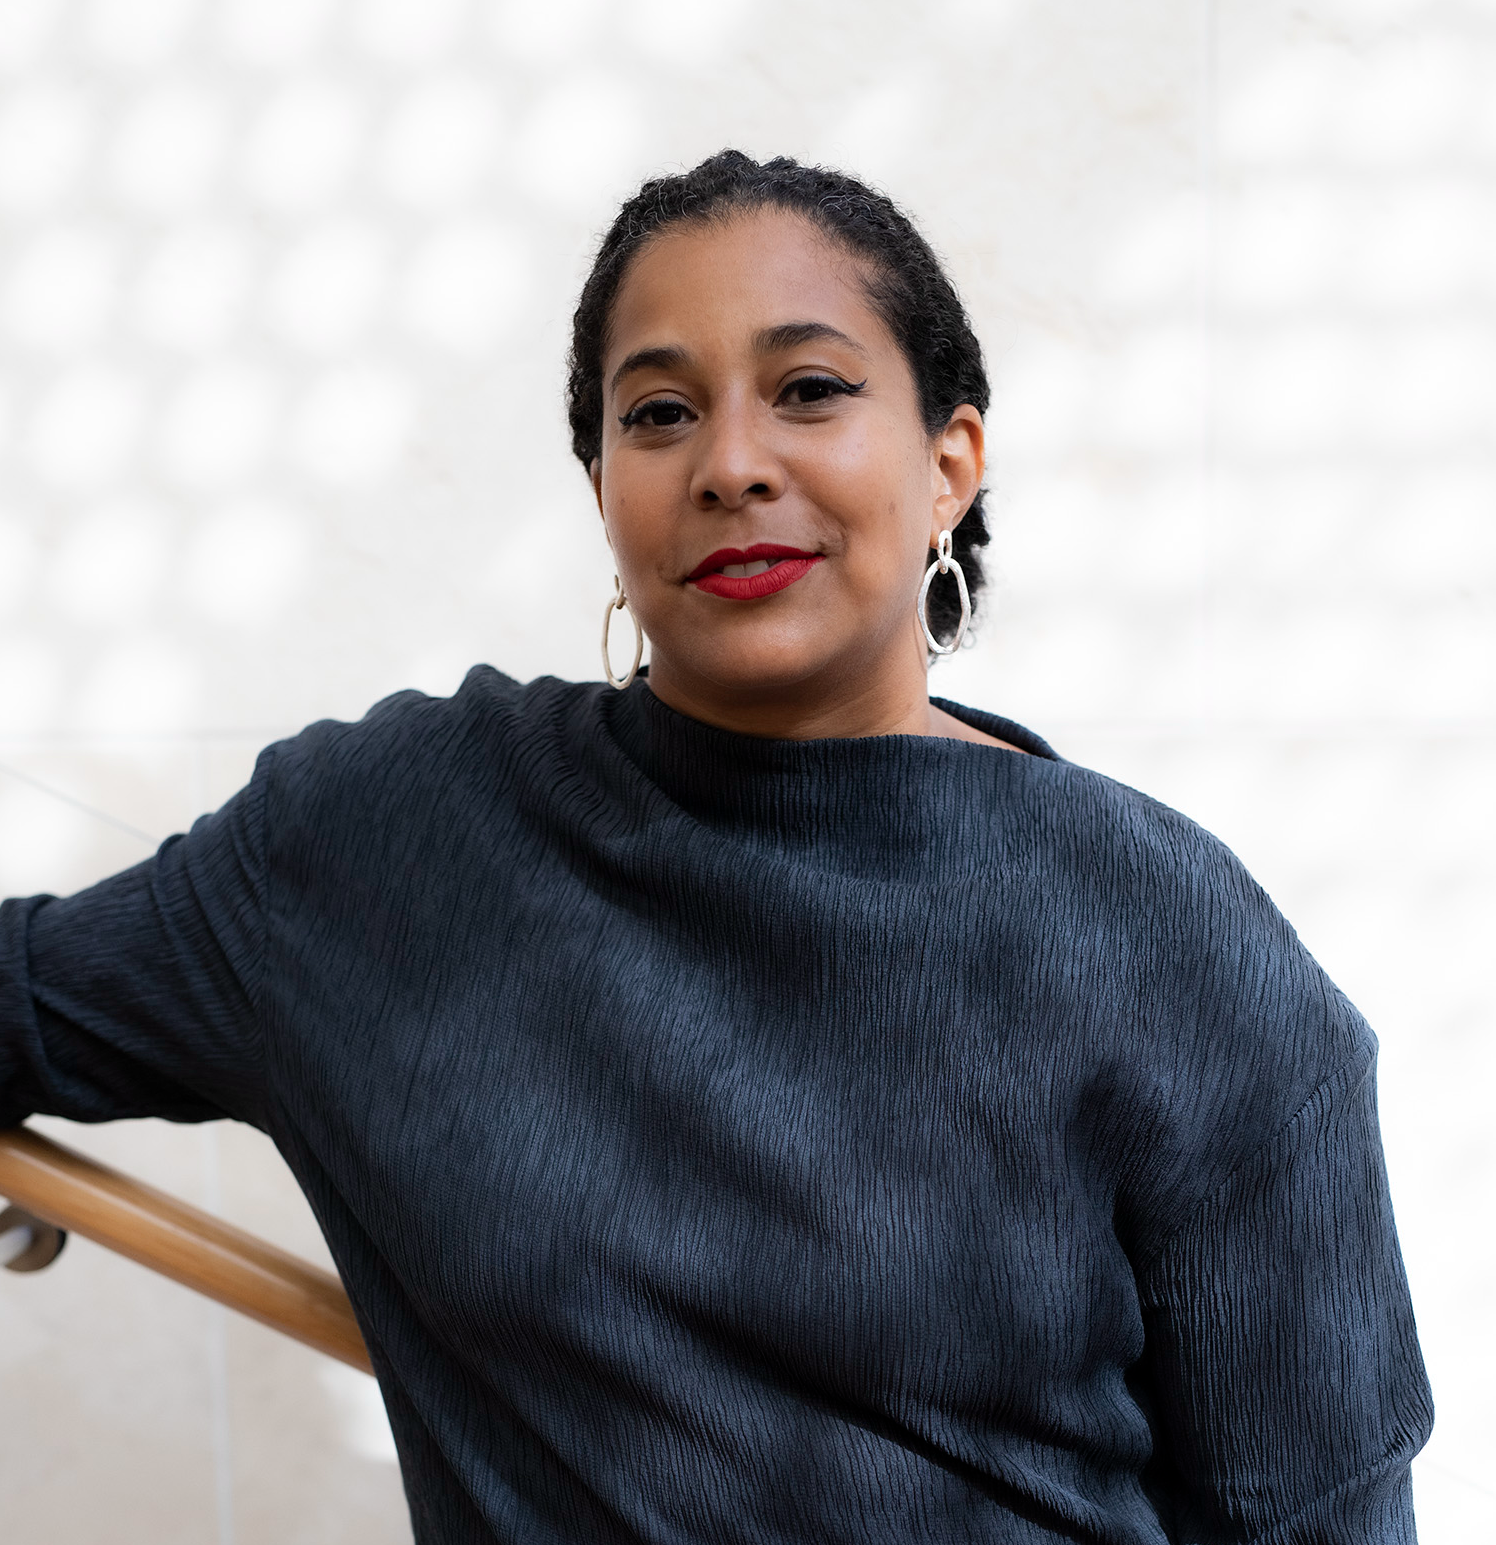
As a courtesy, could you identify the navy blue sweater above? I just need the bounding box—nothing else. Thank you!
[0,670,1431,1543]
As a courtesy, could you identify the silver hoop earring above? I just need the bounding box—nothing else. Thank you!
[601,575,643,690]
[917,530,971,656]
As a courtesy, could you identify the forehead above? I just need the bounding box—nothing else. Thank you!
[605,209,893,361]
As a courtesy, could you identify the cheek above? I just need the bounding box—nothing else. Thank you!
[599,464,687,600]
[794,421,930,559]
[600,457,666,541]
[813,411,926,504]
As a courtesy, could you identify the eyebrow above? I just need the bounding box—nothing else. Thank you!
[753,321,869,359]
[608,322,870,396]
[609,345,691,395]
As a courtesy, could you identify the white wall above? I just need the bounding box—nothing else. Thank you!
[1,1,1491,1539]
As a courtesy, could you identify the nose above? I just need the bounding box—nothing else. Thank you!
[688,399,784,512]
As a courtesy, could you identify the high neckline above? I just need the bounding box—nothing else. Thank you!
[617,678,1057,758]
[597,677,1060,844]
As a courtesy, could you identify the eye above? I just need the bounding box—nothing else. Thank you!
[619,398,692,430]
[778,374,867,407]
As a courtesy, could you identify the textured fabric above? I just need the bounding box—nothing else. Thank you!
[0,669,1432,1543]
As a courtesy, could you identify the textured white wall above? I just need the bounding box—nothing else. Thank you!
[0,0,1491,1539]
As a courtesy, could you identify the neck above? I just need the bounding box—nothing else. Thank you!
[643,627,943,743]
[642,620,1022,751]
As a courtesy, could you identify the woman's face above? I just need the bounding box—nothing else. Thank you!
[593,208,982,730]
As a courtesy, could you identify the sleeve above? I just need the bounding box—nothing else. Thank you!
[0,750,271,1131]
[1134,1042,1434,1544]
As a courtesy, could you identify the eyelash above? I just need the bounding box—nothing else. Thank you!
[618,374,867,430]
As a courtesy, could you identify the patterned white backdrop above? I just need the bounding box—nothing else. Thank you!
[0,1,1491,1539]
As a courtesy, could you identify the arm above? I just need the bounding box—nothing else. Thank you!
[0,755,269,1131]
[1134,1046,1433,1544]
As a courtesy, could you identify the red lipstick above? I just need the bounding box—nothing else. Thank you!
[688,543,823,600]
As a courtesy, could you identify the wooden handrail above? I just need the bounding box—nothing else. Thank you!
[0,1126,372,1374]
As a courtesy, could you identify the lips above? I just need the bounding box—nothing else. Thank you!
[688,543,824,600]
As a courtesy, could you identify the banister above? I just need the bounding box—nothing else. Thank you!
[0,1126,372,1374]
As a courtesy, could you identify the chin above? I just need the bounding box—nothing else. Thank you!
[656,627,844,698]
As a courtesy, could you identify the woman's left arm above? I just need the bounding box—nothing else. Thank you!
[1133,1043,1433,1543]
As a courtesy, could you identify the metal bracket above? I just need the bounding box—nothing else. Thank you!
[0,1204,67,1272]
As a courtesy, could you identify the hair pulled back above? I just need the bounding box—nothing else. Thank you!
[566,149,992,650]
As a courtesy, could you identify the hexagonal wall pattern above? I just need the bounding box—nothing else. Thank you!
[1,1,1491,1539]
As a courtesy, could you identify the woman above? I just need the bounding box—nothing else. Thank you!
[0,152,1431,1542]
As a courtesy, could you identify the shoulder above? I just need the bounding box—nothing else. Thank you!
[1042,755,1364,1044]
[939,700,1276,915]
[1035,756,1261,915]
[952,711,1266,920]
[1008,756,1377,1235]
[267,667,592,772]
[255,668,609,834]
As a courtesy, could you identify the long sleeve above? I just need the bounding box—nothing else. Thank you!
[1134,1041,1433,1543]
[0,751,270,1131]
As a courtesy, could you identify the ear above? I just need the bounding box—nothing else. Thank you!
[928,405,985,548]
[590,458,604,520]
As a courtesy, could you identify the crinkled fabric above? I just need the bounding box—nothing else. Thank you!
[0,670,1432,1542]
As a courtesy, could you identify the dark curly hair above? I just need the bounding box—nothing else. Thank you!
[565,150,992,652]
